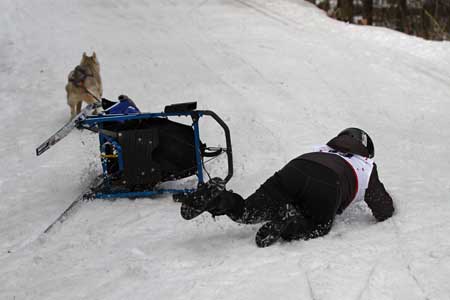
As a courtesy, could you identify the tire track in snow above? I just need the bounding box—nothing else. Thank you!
[228,0,360,123]
[187,0,331,137]
[355,262,379,300]
[187,0,211,15]
[233,0,300,28]
[392,219,432,300]
[172,11,293,166]
[304,270,317,300]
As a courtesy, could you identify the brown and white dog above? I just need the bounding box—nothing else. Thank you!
[65,52,103,118]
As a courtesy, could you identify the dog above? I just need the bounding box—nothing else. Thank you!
[66,52,103,118]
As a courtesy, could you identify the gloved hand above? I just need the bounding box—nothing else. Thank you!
[206,189,243,217]
[179,178,226,220]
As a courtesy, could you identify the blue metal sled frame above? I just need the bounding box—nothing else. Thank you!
[80,110,233,199]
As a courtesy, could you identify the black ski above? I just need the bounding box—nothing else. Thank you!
[36,102,100,156]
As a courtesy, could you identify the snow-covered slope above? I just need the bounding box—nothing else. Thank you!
[1,0,450,299]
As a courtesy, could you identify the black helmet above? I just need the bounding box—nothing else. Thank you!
[338,128,374,158]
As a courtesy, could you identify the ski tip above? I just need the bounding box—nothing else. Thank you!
[36,147,43,156]
[36,143,49,156]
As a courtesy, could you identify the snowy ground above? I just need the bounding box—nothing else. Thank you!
[1,0,450,299]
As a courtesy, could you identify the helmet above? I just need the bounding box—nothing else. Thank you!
[338,128,374,158]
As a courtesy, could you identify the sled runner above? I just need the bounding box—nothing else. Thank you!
[36,99,233,200]
[36,102,102,156]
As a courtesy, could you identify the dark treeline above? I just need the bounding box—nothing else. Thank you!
[308,0,450,40]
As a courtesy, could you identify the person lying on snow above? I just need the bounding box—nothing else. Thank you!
[179,128,394,247]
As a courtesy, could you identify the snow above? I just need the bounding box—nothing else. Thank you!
[1,0,450,299]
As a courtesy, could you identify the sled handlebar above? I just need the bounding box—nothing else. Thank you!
[198,110,233,184]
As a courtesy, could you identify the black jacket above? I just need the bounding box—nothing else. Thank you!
[298,152,394,221]
[221,137,395,241]
[251,151,395,241]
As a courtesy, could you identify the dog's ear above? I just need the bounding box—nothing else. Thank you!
[83,52,87,58]
[92,52,96,59]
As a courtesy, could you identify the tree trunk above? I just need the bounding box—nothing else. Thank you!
[363,0,373,25]
[397,0,408,33]
[318,0,330,13]
[337,0,353,23]
[423,0,432,39]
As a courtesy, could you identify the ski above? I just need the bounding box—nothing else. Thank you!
[43,177,102,234]
[36,102,100,156]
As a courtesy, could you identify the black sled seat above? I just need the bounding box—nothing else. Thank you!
[101,118,198,187]
[77,101,233,199]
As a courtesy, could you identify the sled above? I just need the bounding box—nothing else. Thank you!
[36,100,233,200]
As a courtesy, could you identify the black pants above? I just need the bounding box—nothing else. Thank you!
[223,159,342,239]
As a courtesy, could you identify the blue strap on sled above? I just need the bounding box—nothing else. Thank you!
[102,95,141,115]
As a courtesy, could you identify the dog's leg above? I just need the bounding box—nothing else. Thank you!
[70,104,76,119]
[66,83,74,119]
[76,101,82,115]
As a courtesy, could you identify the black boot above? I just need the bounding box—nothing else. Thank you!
[255,204,301,248]
[255,221,288,248]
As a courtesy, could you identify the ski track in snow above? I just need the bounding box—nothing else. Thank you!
[1,0,450,299]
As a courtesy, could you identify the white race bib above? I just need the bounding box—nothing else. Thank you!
[313,145,374,202]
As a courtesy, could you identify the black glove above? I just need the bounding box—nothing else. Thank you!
[178,178,226,220]
[206,190,244,217]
